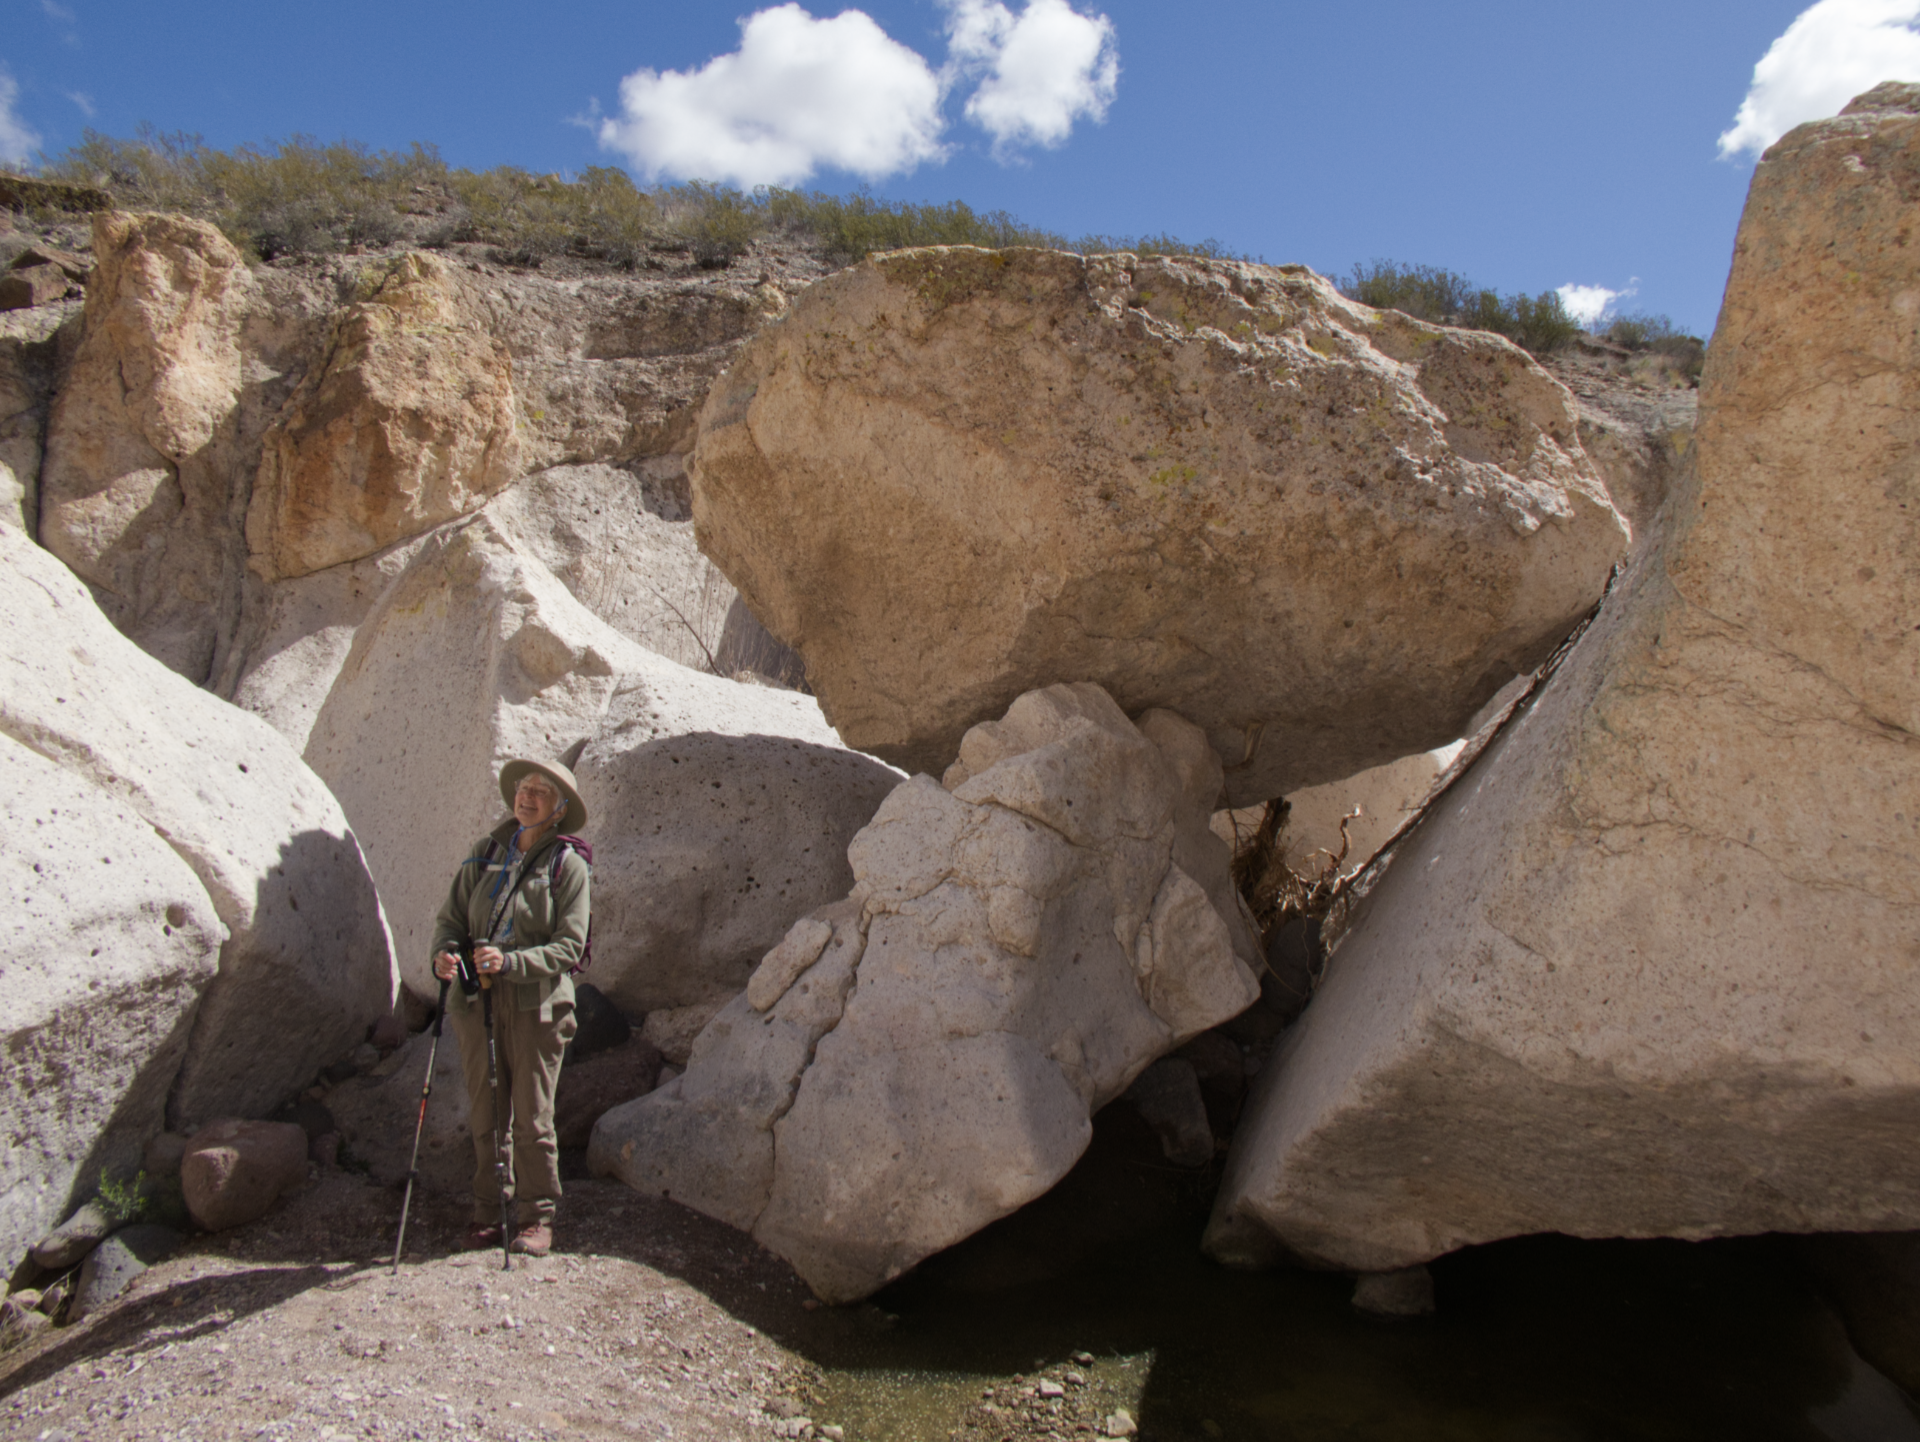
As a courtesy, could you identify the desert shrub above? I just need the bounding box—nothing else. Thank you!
[1341,258,1581,356]
[37,128,1251,271]
[1342,259,1480,324]
[659,181,763,268]
[1604,310,1707,384]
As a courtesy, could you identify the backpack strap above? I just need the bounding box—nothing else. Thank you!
[551,835,594,974]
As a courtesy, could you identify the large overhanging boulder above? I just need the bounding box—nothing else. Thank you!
[591,683,1260,1301]
[1204,84,1920,1273]
[690,247,1628,804]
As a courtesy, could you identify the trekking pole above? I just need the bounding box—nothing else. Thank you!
[481,975,512,1270]
[389,977,452,1274]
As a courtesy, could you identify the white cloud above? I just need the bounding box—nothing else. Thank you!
[1719,0,1920,159]
[945,0,1118,153]
[598,1,1120,186]
[0,72,41,169]
[1557,282,1632,329]
[64,89,93,117]
[597,4,946,188]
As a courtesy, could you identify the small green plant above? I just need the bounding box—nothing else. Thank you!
[97,1168,152,1226]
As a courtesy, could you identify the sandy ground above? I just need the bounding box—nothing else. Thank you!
[0,1174,835,1442]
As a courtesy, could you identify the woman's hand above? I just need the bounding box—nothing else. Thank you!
[433,950,460,982]
[472,945,507,977]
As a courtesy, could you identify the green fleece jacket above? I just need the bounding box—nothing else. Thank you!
[430,820,589,1017]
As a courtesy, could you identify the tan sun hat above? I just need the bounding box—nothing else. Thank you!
[498,758,588,833]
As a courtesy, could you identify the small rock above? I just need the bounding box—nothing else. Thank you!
[35,1277,69,1317]
[350,1043,381,1072]
[7,1289,41,1312]
[1038,1379,1065,1398]
[181,1118,310,1231]
[1064,1371,1086,1386]
[819,1428,844,1442]
[1124,1058,1214,1167]
[0,262,71,310]
[568,982,633,1063]
[70,1225,181,1320]
[553,1035,664,1149]
[30,1199,114,1270]
[1351,1264,1436,1317]
[370,1013,410,1052]
[310,1131,342,1168]
[1071,1351,1095,1364]
[1103,1409,1138,1438]
[142,1131,192,1180]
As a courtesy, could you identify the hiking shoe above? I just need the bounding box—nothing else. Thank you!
[464,1223,504,1251]
[510,1222,552,1257]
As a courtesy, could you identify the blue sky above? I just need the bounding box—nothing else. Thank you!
[0,1,1905,337]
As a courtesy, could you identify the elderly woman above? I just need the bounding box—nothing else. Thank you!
[430,758,591,1257]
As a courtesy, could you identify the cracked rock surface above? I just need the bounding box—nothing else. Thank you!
[590,683,1260,1301]
[690,245,1629,804]
[1204,84,1920,1273]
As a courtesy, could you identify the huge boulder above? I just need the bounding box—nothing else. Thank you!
[246,252,519,580]
[690,247,1628,803]
[0,731,221,1273]
[577,728,903,1015]
[0,525,395,1136]
[37,212,258,683]
[1204,85,1920,1273]
[286,508,880,1001]
[592,683,1261,1301]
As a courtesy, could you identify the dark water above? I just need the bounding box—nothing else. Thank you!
[792,1111,1920,1442]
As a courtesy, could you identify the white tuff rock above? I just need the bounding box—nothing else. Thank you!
[592,684,1260,1301]
[1205,84,1920,1273]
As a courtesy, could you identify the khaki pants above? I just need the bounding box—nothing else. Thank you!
[451,991,576,1225]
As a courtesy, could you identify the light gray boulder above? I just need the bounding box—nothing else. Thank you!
[0,731,220,1274]
[1204,87,1920,1275]
[593,683,1260,1301]
[577,729,902,1015]
[69,1225,181,1320]
[0,525,395,1139]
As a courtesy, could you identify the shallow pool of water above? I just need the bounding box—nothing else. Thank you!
[792,1115,1920,1442]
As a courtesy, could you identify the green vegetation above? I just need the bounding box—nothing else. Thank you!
[1602,310,1707,383]
[37,128,1241,269]
[1340,257,1583,355]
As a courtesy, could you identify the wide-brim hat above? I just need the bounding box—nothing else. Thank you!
[498,758,588,833]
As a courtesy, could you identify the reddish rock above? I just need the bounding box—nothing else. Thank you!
[0,263,71,311]
[555,1038,663,1150]
[180,1119,309,1232]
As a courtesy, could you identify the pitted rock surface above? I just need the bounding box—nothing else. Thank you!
[1205,84,1920,1274]
[691,246,1628,803]
[592,683,1260,1301]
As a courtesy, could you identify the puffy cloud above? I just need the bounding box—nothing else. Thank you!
[1719,0,1920,160]
[0,72,40,169]
[597,4,946,188]
[598,1,1120,186]
[945,0,1119,153]
[1557,283,1630,329]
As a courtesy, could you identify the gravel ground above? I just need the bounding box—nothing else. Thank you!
[0,1173,835,1442]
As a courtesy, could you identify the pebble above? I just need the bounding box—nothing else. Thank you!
[1038,1380,1065,1398]
[1104,1408,1138,1438]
